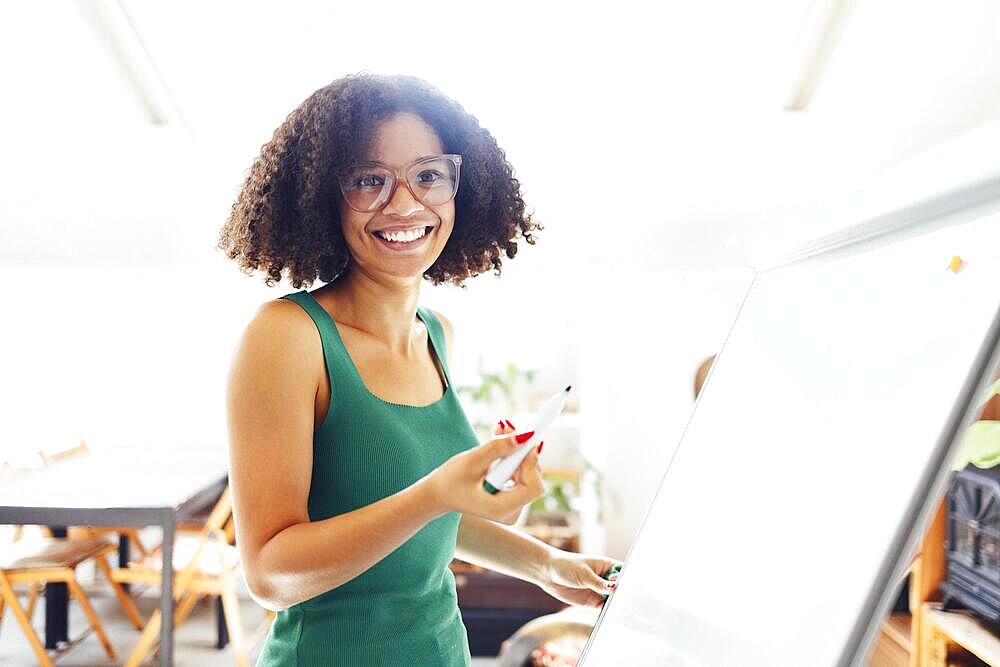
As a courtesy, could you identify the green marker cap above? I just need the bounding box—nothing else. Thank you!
[601,564,622,599]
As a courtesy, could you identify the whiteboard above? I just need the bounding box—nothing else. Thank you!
[580,126,1000,666]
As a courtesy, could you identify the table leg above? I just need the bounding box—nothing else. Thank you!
[216,595,229,649]
[44,526,69,649]
[159,515,175,666]
[118,533,130,592]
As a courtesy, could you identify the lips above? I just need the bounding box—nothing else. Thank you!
[372,224,434,234]
[371,225,434,251]
[371,225,433,242]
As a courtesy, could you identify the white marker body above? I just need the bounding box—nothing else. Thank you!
[483,387,571,494]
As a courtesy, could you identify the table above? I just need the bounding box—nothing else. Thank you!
[0,446,229,666]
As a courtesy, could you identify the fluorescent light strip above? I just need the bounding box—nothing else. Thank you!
[74,0,177,126]
[784,0,859,111]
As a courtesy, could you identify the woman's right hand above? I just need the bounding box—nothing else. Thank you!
[424,419,544,525]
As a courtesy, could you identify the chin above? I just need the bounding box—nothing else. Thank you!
[380,258,439,280]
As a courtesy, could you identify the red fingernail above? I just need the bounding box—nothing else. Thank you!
[498,420,505,429]
[537,441,544,454]
[505,419,515,429]
[515,431,535,444]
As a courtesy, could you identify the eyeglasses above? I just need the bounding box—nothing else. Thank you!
[337,154,463,213]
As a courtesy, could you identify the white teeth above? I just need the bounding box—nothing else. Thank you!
[378,227,427,243]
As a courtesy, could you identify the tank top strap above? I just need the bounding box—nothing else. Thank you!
[280,290,364,419]
[416,307,454,388]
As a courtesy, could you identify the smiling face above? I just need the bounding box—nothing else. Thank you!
[337,112,456,282]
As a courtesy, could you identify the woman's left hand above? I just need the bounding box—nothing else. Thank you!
[537,551,623,608]
[488,419,623,607]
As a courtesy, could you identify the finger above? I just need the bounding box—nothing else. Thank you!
[512,445,540,486]
[510,446,531,485]
[493,472,539,507]
[580,565,611,594]
[494,419,515,436]
[474,434,519,467]
[520,447,544,488]
[480,429,536,475]
[506,472,545,511]
[599,561,624,585]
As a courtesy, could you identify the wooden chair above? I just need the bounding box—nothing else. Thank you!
[0,525,42,634]
[108,486,256,667]
[177,488,236,544]
[1,458,50,625]
[37,441,90,465]
[0,536,140,666]
[38,441,153,558]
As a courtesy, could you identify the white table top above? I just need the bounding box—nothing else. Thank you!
[0,446,228,510]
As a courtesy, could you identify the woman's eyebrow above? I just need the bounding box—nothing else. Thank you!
[363,154,441,169]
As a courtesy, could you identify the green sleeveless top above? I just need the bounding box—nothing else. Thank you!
[256,289,477,666]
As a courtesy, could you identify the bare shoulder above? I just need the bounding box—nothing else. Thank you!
[430,309,454,364]
[245,297,318,347]
[230,297,323,390]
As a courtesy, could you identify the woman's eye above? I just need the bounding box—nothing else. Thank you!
[355,174,384,188]
[417,170,443,184]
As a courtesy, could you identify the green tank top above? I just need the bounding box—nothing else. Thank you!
[256,289,477,666]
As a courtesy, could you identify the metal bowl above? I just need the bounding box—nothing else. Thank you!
[496,607,601,667]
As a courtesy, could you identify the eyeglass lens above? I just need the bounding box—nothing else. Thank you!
[340,156,460,212]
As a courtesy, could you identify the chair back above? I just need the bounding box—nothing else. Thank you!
[39,440,90,465]
[172,486,233,591]
[200,487,233,536]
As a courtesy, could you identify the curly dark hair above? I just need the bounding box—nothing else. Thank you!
[217,73,540,288]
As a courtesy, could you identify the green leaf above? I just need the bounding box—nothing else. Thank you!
[952,421,1000,470]
[551,484,572,512]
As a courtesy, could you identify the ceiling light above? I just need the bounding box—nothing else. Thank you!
[74,0,178,126]
[784,0,859,111]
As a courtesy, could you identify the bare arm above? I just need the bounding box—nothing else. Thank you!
[432,310,555,585]
[227,301,444,611]
[455,513,554,585]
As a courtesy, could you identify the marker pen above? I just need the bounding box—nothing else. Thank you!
[601,564,621,599]
[483,386,572,494]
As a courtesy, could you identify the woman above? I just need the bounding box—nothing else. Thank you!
[219,73,622,665]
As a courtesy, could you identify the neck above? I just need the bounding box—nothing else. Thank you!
[321,267,424,356]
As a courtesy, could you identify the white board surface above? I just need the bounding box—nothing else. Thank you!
[580,125,1000,666]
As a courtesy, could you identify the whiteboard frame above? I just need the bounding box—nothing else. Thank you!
[845,305,1000,666]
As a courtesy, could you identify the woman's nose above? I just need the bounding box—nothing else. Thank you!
[382,181,424,217]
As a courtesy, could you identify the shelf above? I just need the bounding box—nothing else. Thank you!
[883,612,913,652]
[868,613,912,667]
[929,606,1000,666]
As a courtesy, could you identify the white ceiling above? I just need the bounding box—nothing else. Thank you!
[2,0,998,271]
